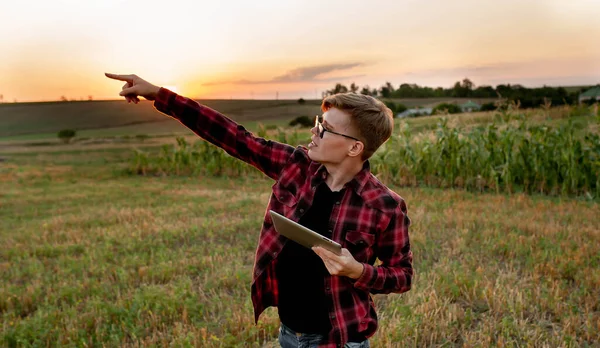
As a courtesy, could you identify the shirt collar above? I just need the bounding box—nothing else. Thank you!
[311,161,371,195]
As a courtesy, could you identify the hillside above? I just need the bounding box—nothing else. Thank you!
[0,97,508,139]
[0,99,323,138]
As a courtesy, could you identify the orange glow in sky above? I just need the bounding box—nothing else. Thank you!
[1,0,599,102]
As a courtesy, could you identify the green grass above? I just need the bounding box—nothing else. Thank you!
[1,144,599,346]
[0,118,295,145]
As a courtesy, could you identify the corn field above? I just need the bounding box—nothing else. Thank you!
[129,107,600,198]
[373,117,600,197]
[129,125,306,178]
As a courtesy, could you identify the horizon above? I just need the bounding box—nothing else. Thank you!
[1,0,600,102]
[0,80,596,105]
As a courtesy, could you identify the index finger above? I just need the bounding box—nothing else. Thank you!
[105,73,134,82]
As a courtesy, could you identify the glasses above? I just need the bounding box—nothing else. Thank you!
[314,115,361,141]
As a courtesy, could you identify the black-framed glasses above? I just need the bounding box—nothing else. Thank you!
[314,115,361,141]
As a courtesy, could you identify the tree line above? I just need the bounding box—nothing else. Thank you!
[322,79,599,109]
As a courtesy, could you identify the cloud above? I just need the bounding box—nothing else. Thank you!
[403,62,524,78]
[203,62,365,86]
[405,57,600,80]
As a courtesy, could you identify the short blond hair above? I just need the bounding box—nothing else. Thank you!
[321,93,394,160]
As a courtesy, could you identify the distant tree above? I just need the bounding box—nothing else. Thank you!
[0,94,3,103]
[323,83,349,97]
[451,81,467,98]
[57,129,76,143]
[60,96,68,102]
[350,82,359,93]
[462,78,474,91]
[297,98,306,104]
[325,80,576,106]
[473,85,496,98]
[385,81,395,93]
[333,83,348,94]
[88,95,93,101]
[495,84,511,98]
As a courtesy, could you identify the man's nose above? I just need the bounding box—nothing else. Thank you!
[310,125,318,135]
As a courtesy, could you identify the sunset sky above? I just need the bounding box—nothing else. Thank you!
[1,0,599,102]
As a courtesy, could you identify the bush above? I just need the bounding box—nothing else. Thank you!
[395,103,408,114]
[289,115,313,128]
[433,103,462,114]
[480,102,496,111]
[57,129,76,144]
[297,98,306,104]
[384,101,396,113]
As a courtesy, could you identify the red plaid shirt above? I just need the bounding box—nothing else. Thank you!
[154,88,413,347]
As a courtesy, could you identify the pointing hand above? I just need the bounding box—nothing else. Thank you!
[104,73,161,103]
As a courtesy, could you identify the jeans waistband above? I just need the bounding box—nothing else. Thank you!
[280,322,325,339]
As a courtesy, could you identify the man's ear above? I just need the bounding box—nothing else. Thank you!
[348,141,364,158]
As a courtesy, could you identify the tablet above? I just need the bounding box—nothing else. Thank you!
[269,210,342,255]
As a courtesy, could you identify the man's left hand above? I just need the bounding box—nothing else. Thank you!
[312,247,364,279]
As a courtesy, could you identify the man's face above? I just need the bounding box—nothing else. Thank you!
[308,107,361,164]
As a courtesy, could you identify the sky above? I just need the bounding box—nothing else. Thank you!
[1,0,599,102]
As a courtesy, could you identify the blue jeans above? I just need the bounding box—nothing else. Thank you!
[278,323,369,348]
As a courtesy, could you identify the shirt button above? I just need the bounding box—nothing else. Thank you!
[330,314,336,319]
[299,208,304,213]
[326,287,330,291]
[335,201,341,205]
[328,229,333,234]
[273,252,278,257]
[255,271,260,276]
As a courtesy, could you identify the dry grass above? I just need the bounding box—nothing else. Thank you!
[1,147,599,347]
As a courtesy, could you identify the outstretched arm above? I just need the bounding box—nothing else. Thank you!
[105,73,295,180]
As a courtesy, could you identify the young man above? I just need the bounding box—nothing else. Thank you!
[105,73,413,348]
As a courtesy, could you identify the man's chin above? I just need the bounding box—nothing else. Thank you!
[307,149,320,162]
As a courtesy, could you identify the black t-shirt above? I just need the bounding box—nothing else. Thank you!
[276,182,344,335]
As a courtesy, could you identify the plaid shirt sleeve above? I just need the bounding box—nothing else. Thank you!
[153,87,295,180]
[353,200,412,294]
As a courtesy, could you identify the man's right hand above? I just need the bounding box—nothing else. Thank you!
[104,73,161,103]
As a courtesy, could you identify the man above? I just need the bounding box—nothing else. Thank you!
[105,73,413,348]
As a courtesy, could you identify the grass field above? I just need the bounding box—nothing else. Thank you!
[1,100,599,346]
[1,147,599,347]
